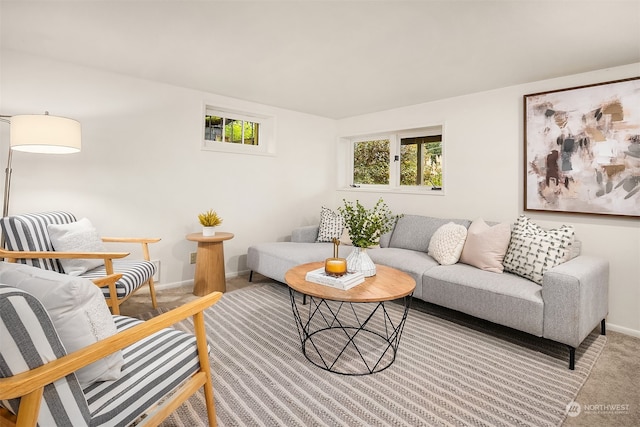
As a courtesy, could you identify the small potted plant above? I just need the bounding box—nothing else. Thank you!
[198,209,223,236]
[338,198,397,276]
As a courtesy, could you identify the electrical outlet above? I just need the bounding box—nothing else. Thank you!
[190,252,197,264]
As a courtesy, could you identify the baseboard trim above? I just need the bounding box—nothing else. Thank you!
[607,322,640,338]
[154,280,193,291]
[154,270,246,291]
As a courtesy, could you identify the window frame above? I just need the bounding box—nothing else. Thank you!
[202,104,276,156]
[340,124,445,195]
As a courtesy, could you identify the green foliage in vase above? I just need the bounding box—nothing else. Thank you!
[338,198,397,248]
[198,209,223,227]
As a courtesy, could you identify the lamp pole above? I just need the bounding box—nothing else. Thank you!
[0,115,11,250]
[3,148,12,218]
[0,116,11,219]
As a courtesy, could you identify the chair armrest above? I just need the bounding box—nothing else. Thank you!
[0,248,129,262]
[292,225,319,243]
[101,237,161,244]
[101,237,160,261]
[0,291,223,400]
[90,274,123,288]
[91,274,124,314]
[541,255,609,348]
[91,273,123,297]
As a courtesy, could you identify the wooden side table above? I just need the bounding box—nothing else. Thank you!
[186,232,234,296]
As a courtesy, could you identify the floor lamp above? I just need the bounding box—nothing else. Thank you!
[0,112,81,219]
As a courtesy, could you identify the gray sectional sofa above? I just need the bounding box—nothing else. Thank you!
[247,214,609,369]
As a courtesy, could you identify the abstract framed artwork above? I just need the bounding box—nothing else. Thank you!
[524,77,640,218]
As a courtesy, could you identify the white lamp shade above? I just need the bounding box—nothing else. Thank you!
[10,114,81,154]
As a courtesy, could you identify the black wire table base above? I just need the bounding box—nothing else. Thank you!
[289,288,413,376]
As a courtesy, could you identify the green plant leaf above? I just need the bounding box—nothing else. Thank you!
[338,198,397,248]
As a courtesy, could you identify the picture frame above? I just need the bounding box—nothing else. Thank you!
[524,77,640,218]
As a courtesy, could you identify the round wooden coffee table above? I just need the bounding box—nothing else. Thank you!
[285,262,415,375]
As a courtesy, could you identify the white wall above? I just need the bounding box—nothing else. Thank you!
[0,50,337,286]
[2,49,639,336]
[336,63,640,336]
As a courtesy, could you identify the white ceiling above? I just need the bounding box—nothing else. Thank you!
[2,1,639,119]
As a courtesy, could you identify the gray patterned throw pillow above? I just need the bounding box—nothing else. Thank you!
[503,215,574,285]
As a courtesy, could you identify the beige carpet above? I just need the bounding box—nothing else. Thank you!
[128,278,624,427]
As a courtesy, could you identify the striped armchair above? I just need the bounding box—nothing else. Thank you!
[0,212,160,315]
[0,268,221,427]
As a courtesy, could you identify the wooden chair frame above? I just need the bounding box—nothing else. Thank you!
[0,276,221,427]
[0,236,160,315]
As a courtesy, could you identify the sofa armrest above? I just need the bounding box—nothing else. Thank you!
[292,225,319,243]
[541,255,609,348]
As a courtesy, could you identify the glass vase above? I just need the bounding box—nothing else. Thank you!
[346,247,376,277]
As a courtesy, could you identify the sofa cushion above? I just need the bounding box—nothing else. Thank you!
[503,216,575,285]
[423,263,544,336]
[316,207,345,243]
[81,259,155,300]
[0,262,124,388]
[86,316,203,426]
[378,229,393,248]
[292,225,320,243]
[388,215,471,252]
[459,219,511,273]
[427,222,467,265]
[367,247,438,300]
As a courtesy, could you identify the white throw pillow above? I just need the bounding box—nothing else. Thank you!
[427,222,468,265]
[316,207,345,243]
[47,218,106,275]
[459,219,512,273]
[503,215,575,285]
[0,262,123,387]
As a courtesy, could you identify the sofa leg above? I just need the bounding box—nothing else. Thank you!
[601,319,606,335]
[249,271,253,282]
[568,346,575,370]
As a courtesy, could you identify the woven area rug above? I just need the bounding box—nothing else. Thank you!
[139,282,606,427]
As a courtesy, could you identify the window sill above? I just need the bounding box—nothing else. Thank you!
[201,142,276,157]
[337,186,445,196]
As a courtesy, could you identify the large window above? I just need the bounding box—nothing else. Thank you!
[347,126,443,192]
[202,105,275,155]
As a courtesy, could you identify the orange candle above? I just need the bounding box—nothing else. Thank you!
[325,258,347,276]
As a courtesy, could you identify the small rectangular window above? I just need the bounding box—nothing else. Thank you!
[202,105,275,156]
[204,115,259,146]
